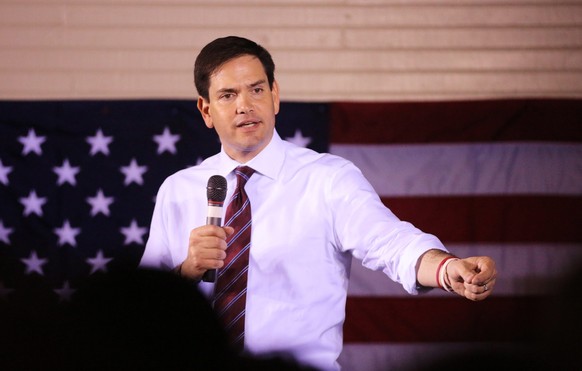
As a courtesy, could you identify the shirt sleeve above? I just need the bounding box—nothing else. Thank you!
[327,160,447,294]
[139,179,174,271]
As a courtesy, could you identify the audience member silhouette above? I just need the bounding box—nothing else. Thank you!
[4,262,581,370]
[67,268,317,370]
[1,268,318,370]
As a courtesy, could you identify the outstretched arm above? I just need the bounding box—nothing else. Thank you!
[416,249,497,301]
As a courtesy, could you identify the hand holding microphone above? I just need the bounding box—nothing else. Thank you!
[201,175,227,282]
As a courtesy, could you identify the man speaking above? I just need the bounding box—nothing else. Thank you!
[140,36,497,371]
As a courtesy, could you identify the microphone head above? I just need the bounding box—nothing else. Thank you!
[207,175,227,202]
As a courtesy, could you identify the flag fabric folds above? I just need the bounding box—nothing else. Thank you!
[333,99,582,369]
[1,99,581,370]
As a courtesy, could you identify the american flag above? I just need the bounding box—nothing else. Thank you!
[0,100,327,306]
[334,99,582,369]
[1,99,581,370]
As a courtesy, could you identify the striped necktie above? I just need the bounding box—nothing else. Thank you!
[213,166,255,351]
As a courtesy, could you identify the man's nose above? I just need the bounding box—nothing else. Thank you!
[236,94,254,114]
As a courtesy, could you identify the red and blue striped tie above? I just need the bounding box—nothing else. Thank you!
[213,166,255,351]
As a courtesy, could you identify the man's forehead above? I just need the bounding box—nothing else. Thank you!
[209,56,266,88]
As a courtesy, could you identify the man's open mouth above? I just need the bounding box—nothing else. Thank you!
[237,121,259,128]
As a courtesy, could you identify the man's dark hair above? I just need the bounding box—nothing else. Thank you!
[194,36,276,101]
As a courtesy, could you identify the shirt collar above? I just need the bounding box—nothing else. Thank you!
[217,130,285,180]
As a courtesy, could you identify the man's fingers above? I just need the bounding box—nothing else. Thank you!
[223,225,234,236]
[456,256,497,285]
[461,277,496,301]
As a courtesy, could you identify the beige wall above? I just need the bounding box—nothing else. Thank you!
[1,0,581,101]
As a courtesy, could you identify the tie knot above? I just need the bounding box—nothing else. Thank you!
[235,166,255,188]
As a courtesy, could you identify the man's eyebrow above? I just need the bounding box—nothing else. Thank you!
[217,79,267,93]
[215,80,267,96]
[216,87,238,95]
[248,79,267,88]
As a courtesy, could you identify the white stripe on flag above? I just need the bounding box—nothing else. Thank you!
[330,142,582,196]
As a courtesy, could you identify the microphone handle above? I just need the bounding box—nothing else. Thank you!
[202,214,222,282]
[202,268,216,282]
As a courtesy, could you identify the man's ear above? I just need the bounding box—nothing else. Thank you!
[272,80,281,115]
[197,96,213,128]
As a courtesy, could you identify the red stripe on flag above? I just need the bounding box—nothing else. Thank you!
[330,99,582,144]
[382,196,582,243]
[344,296,544,343]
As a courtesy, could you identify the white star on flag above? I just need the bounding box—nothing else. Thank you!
[86,128,113,156]
[285,129,312,148]
[120,219,148,245]
[21,250,48,275]
[86,189,115,217]
[0,282,15,300]
[86,249,113,274]
[0,159,12,185]
[54,281,76,302]
[153,126,181,154]
[53,159,80,186]
[0,220,14,244]
[54,220,81,247]
[19,190,47,217]
[120,158,148,186]
[18,128,46,156]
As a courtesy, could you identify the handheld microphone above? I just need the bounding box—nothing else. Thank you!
[202,175,227,282]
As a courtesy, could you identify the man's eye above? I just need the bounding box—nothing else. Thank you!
[253,88,264,94]
[221,93,234,100]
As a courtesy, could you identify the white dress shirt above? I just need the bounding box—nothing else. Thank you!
[140,130,447,370]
